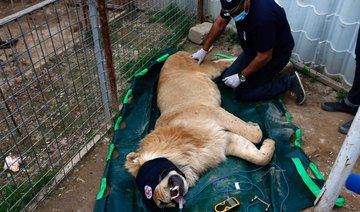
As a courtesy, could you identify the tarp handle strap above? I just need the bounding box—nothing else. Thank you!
[96,143,115,200]
[156,53,170,62]
[291,158,344,207]
[114,89,132,131]
[294,129,301,147]
[106,144,115,161]
[114,116,123,131]
[309,162,325,180]
[135,68,149,77]
[214,53,236,59]
[96,178,107,200]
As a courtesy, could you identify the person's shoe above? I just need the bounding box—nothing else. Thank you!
[321,99,358,115]
[290,72,306,105]
[339,119,353,134]
[277,61,294,78]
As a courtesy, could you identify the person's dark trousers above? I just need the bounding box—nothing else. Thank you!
[223,52,292,101]
[347,27,360,106]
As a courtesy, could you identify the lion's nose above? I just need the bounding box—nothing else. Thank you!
[168,175,184,195]
[168,175,183,186]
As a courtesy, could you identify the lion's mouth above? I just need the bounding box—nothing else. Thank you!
[168,175,187,205]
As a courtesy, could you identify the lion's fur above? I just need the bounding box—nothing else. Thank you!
[125,51,275,208]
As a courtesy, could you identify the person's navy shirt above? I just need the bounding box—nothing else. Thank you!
[220,0,294,59]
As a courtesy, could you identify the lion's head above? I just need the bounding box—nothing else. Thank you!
[125,154,189,210]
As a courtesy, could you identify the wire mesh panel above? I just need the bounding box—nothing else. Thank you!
[0,0,197,210]
[105,0,198,96]
[0,0,110,210]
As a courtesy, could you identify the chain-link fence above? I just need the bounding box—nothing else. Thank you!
[107,0,197,95]
[0,0,197,210]
[0,0,112,210]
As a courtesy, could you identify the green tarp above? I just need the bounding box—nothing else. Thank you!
[94,50,342,211]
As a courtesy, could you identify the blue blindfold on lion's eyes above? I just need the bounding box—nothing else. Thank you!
[135,157,185,211]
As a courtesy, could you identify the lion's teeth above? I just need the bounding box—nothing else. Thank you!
[170,186,179,191]
[171,193,180,199]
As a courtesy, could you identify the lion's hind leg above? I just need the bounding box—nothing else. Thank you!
[212,108,263,144]
[226,133,275,166]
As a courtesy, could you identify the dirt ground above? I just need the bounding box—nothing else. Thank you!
[35,34,360,211]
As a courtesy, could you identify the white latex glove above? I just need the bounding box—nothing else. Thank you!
[192,48,207,64]
[222,74,241,88]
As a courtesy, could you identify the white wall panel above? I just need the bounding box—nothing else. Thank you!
[277,0,359,85]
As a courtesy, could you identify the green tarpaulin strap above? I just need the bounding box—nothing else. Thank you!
[214,53,235,59]
[106,144,115,161]
[96,144,116,199]
[285,111,291,122]
[113,89,132,130]
[292,157,320,195]
[135,68,149,77]
[309,162,325,180]
[278,98,284,105]
[123,89,132,104]
[96,178,107,200]
[294,129,302,147]
[156,53,170,62]
[114,116,122,131]
[276,98,291,121]
[113,89,132,131]
[291,158,344,207]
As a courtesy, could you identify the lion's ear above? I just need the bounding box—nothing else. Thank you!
[125,152,141,177]
[126,152,139,162]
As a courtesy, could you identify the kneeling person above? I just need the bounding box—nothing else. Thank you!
[192,0,305,104]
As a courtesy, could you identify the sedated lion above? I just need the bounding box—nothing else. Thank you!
[125,51,275,211]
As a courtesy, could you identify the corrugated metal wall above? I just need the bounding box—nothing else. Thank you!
[205,0,360,86]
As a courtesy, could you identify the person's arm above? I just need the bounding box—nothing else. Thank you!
[192,16,230,64]
[223,49,273,88]
[203,16,230,51]
[241,48,273,77]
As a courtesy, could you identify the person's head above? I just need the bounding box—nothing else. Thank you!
[220,0,244,16]
[220,0,249,21]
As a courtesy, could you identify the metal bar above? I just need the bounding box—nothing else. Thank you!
[198,0,203,23]
[314,110,360,211]
[70,0,102,126]
[97,0,119,112]
[0,0,57,26]
[0,88,21,136]
[88,0,111,120]
[81,0,89,28]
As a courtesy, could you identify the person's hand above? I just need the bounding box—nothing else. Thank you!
[222,74,241,88]
[192,48,207,64]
